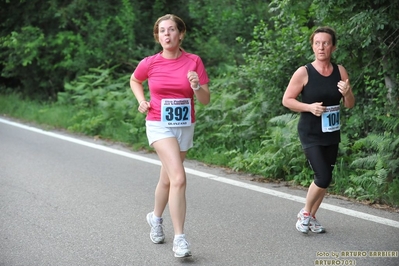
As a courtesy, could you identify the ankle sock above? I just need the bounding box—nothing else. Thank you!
[301,209,310,216]
[174,234,185,242]
[152,213,162,224]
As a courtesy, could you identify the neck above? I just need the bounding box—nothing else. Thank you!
[162,48,181,59]
[312,60,333,76]
[313,60,331,69]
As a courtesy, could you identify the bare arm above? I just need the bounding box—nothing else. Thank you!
[282,66,326,116]
[338,65,355,108]
[130,74,150,113]
[193,84,210,105]
[187,70,210,105]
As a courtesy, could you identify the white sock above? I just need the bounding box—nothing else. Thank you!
[152,214,162,224]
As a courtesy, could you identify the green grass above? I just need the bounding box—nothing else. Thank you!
[0,93,71,129]
[0,93,148,148]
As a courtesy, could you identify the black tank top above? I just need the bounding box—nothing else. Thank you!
[298,63,342,149]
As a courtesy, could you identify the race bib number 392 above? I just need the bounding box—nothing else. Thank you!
[321,105,340,132]
[161,98,191,127]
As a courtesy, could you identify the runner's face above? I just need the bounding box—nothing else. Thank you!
[312,32,336,61]
[158,19,182,50]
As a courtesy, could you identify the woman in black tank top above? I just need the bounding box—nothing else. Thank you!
[282,26,355,234]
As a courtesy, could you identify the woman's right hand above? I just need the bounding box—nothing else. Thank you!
[138,100,151,113]
[309,102,326,117]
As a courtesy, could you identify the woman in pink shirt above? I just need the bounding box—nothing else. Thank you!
[130,14,210,258]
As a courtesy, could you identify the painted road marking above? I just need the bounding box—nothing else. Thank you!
[1,117,399,229]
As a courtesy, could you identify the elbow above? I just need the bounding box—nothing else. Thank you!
[282,97,288,108]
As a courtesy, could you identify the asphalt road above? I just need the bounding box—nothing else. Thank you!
[1,117,398,266]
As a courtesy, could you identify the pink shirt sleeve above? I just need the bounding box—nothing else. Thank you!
[187,53,209,86]
[133,57,150,81]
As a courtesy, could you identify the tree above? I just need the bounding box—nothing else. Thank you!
[0,0,138,99]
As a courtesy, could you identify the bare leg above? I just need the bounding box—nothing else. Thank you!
[153,137,187,235]
[304,181,326,215]
[153,166,170,218]
[310,185,325,217]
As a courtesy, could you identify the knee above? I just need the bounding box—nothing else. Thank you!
[170,174,187,189]
[158,178,170,188]
[314,175,332,189]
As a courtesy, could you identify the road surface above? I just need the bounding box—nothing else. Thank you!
[1,117,398,266]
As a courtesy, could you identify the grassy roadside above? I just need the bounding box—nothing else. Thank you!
[0,93,150,150]
[1,93,398,211]
[0,93,74,130]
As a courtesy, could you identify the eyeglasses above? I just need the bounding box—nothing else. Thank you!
[314,41,331,47]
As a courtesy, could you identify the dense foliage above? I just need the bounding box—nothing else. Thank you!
[1,0,398,206]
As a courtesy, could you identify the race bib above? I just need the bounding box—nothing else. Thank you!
[161,98,191,127]
[321,105,340,132]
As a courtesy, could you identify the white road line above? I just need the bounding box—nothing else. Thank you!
[2,117,399,229]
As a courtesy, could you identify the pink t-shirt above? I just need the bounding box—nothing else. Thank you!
[133,50,209,123]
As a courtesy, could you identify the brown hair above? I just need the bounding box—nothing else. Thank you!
[309,26,337,46]
[153,14,186,43]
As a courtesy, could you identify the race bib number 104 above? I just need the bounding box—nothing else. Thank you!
[161,98,191,127]
[321,105,340,132]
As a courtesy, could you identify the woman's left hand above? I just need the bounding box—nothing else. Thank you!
[187,70,199,88]
[338,79,351,97]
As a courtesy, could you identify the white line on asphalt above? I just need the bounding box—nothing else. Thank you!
[2,117,399,229]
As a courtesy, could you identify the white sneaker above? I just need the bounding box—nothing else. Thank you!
[173,237,192,258]
[309,216,326,233]
[146,212,165,244]
[296,209,311,234]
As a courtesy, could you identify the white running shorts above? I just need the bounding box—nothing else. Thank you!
[146,121,195,152]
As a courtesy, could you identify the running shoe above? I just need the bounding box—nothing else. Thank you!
[173,237,192,258]
[309,216,326,233]
[296,208,311,234]
[146,212,165,244]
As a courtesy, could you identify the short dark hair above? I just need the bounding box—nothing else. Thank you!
[153,14,186,43]
[310,26,337,46]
